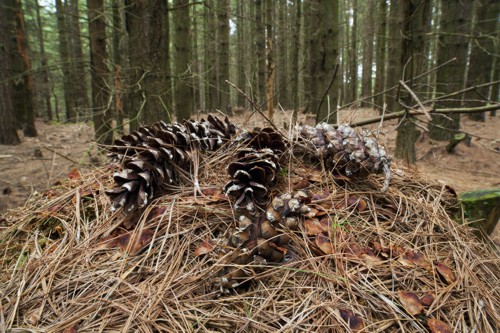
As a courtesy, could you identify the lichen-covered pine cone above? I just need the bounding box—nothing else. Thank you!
[297,123,391,190]
[224,148,279,212]
[106,115,238,212]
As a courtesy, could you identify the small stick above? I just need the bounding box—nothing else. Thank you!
[42,146,78,164]
[399,80,432,121]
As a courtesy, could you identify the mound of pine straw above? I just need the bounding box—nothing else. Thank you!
[1,144,499,333]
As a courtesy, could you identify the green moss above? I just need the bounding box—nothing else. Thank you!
[459,188,500,235]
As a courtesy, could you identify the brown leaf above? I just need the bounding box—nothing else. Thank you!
[146,206,167,220]
[194,239,214,256]
[67,167,81,180]
[339,309,364,331]
[428,318,453,333]
[399,250,432,271]
[129,228,155,255]
[62,324,78,333]
[304,218,328,235]
[307,170,323,183]
[434,262,455,284]
[420,292,435,306]
[293,179,310,190]
[398,291,423,315]
[315,233,333,254]
[346,195,367,211]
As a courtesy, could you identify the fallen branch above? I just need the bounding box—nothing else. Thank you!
[349,104,500,128]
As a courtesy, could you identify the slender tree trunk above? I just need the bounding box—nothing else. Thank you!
[55,0,76,122]
[374,0,387,111]
[34,0,52,121]
[307,0,320,115]
[255,0,266,106]
[361,0,374,107]
[302,0,312,113]
[277,0,288,108]
[87,0,112,144]
[173,0,192,121]
[465,0,499,121]
[291,0,301,123]
[67,0,89,120]
[204,0,216,112]
[395,0,431,164]
[315,0,339,124]
[265,0,275,118]
[429,0,472,140]
[11,0,37,137]
[217,0,230,112]
[0,1,20,144]
[112,0,124,131]
[236,1,246,108]
[348,0,358,104]
[385,0,403,112]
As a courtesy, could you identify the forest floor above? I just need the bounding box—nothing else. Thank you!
[0,109,499,243]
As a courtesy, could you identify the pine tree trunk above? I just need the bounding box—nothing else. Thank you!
[348,0,358,104]
[307,0,319,116]
[395,0,431,164]
[265,0,275,118]
[429,0,472,140]
[112,0,124,131]
[67,0,89,120]
[291,0,301,123]
[255,0,266,106]
[236,1,246,108]
[385,0,403,113]
[125,0,171,128]
[465,0,498,121]
[34,0,52,121]
[12,0,37,137]
[315,0,339,124]
[361,0,374,107]
[374,0,387,112]
[87,0,112,145]
[0,1,20,144]
[217,0,230,112]
[173,0,192,121]
[277,0,288,108]
[302,0,312,113]
[204,0,216,112]
[55,0,76,122]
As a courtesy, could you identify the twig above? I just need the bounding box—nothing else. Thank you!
[41,146,78,164]
[427,80,500,103]
[399,80,432,120]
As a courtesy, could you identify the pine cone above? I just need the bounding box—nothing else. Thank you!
[246,127,287,152]
[106,115,238,212]
[224,148,279,212]
[297,123,391,191]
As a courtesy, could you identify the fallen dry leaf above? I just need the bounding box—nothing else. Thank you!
[434,262,455,284]
[293,178,310,190]
[346,195,368,211]
[428,318,453,333]
[194,239,214,256]
[399,250,432,271]
[398,291,423,315]
[67,167,81,180]
[420,292,435,306]
[304,218,328,235]
[62,324,78,333]
[315,233,333,254]
[339,308,364,331]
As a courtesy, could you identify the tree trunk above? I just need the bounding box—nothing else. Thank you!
[173,0,192,121]
[291,0,301,123]
[265,0,275,118]
[126,0,171,128]
[360,0,374,107]
[429,0,472,140]
[34,0,53,121]
[385,0,403,112]
[307,0,320,115]
[348,0,358,104]
[236,1,246,108]
[11,0,37,137]
[0,1,20,144]
[395,0,431,164]
[67,0,89,120]
[374,0,387,112]
[465,0,499,121]
[87,0,112,145]
[55,0,76,122]
[302,0,312,113]
[204,0,216,112]
[217,0,230,112]
[277,0,288,108]
[255,0,266,106]
[315,0,339,124]
[112,0,124,132]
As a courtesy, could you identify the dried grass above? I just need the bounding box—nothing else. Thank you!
[1,140,499,333]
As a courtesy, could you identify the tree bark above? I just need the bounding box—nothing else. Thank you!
[395,0,431,164]
[34,0,53,121]
[204,0,216,112]
[255,0,266,106]
[277,0,288,108]
[385,0,403,112]
[236,1,246,108]
[217,0,230,112]
[429,0,472,140]
[265,0,275,118]
[87,0,112,144]
[465,0,499,121]
[374,0,387,111]
[348,0,358,104]
[126,0,171,129]
[0,1,20,144]
[360,0,374,107]
[291,0,301,123]
[173,0,192,121]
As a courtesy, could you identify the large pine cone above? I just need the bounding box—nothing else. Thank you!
[297,123,391,190]
[224,148,279,212]
[106,115,238,212]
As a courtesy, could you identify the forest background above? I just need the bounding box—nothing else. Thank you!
[0,0,499,209]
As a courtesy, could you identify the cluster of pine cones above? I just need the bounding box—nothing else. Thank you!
[105,117,391,273]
